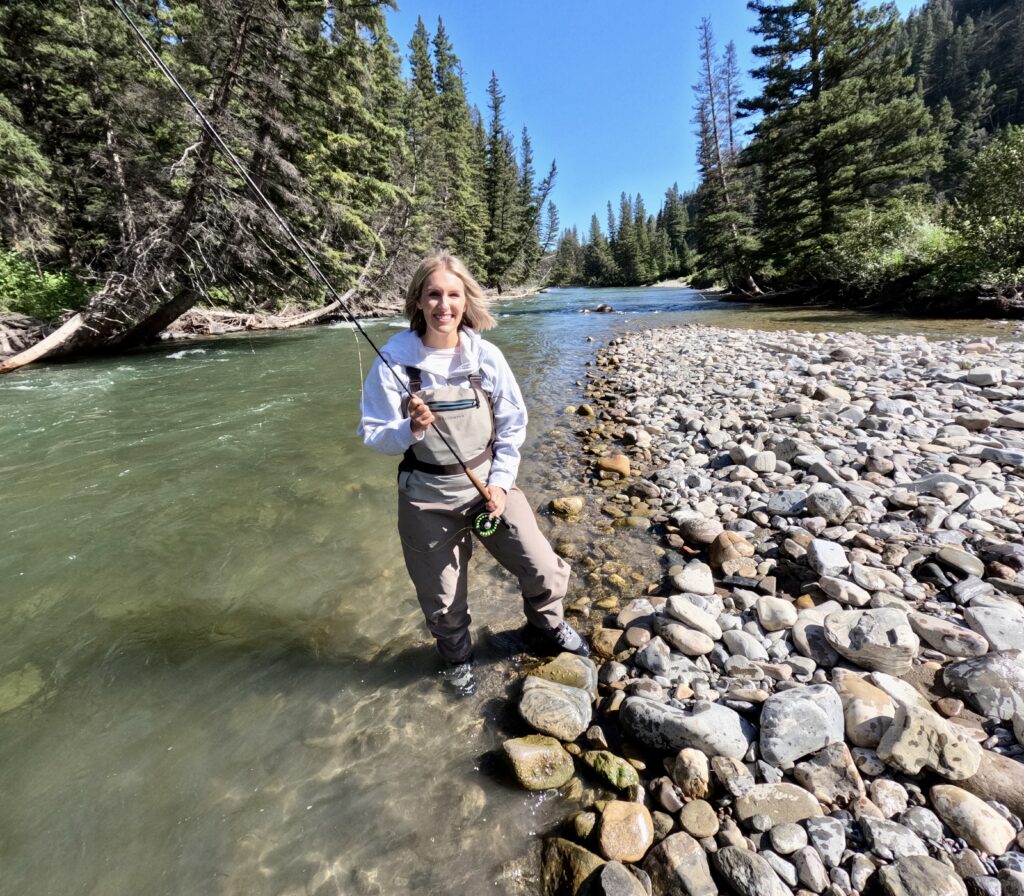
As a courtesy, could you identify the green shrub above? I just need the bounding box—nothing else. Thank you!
[813,201,956,294]
[0,249,90,321]
[953,125,1024,288]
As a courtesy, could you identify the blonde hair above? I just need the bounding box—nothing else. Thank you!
[405,251,496,335]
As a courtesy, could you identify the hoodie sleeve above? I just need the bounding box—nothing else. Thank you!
[357,356,423,455]
[482,343,528,492]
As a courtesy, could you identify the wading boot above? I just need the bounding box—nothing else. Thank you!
[533,621,590,658]
[441,658,477,698]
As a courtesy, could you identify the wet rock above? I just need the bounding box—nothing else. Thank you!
[641,832,717,896]
[832,668,896,748]
[504,735,576,791]
[551,496,586,517]
[598,800,655,863]
[713,846,793,896]
[930,785,1016,855]
[599,454,631,477]
[877,702,982,780]
[879,855,969,896]
[734,783,824,827]
[620,697,753,758]
[759,684,845,767]
[582,750,641,791]
[592,861,649,896]
[519,677,593,741]
[541,837,605,895]
[530,653,600,696]
[944,651,1024,721]
[823,608,920,676]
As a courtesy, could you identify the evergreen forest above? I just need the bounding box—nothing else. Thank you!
[0,0,555,364]
[549,0,1024,310]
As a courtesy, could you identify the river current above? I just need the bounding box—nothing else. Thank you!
[0,286,1007,895]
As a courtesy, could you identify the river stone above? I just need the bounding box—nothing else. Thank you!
[870,779,909,818]
[619,697,753,758]
[520,676,593,741]
[769,823,808,855]
[869,671,934,712]
[713,846,793,896]
[823,608,919,675]
[541,836,605,895]
[768,489,808,516]
[851,562,904,594]
[598,800,655,863]
[757,596,799,632]
[634,637,673,676]
[792,618,842,666]
[937,547,986,579]
[676,514,724,546]
[641,832,716,896]
[879,855,969,896]
[908,611,990,658]
[530,653,600,696]
[806,488,853,524]
[900,806,944,842]
[582,750,641,791]
[734,783,824,827]
[680,799,719,839]
[761,852,798,888]
[832,668,896,748]
[666,596,723,640]
[1001,871,1024,896]
[550,495,585,517]
[792,742,866,807]
[759,684,845,767]
[860,816,928,859]
[944,651,1024,720]
[808,539,850,577]
[671,561,715,596]
[653,617,716,656]
[712,755,756,797]
[930,785,1016,855]
[805,816,846,868]
[593,862,649,896]
[599,454,631,477]
[724,629,771,662]
[793,845,830,893]
[819,576,872,607]
[877,702,982,780]
[670,748,710,799]
[503,735,576,791]
[960,749,1024,821]
[965,605,1024,651]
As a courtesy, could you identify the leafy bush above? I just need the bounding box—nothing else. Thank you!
[953,125,1024,288]
[813,201,957,294]
[0,249,90,321]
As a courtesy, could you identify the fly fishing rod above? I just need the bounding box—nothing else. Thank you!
[111,0,504,537]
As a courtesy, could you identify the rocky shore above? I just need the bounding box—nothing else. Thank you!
[504,324,1024,896]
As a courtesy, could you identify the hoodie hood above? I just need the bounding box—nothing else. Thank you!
[380,327,483,377]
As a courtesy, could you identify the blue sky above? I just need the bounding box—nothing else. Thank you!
[385,1,920,236]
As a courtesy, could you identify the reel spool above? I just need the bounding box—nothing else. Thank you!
[473,511,500,538]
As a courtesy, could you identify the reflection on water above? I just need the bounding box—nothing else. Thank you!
[0,286,1009,894]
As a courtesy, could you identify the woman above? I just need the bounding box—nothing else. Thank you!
[359,251,588,696]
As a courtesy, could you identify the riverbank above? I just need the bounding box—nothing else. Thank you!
[505,324,1024,894]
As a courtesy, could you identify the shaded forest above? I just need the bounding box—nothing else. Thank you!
[549,0,1024,312]
[0,0,555,366]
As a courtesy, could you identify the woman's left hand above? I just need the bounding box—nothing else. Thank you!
[485,485,507,519]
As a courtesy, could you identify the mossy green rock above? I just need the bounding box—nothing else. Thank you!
[530,653,599,696]
[541,836,605,896]
[504,735,575,791]
[582,750,641,791]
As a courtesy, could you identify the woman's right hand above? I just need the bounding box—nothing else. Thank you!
[408,396,435,435]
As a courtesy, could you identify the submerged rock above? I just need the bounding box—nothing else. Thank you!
[503,735,575,791]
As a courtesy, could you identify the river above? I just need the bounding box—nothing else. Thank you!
[0,286,1008,895]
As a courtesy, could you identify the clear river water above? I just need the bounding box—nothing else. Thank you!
[0,286,1008,895]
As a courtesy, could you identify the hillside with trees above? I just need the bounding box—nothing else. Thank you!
[0,0,557,368]
[550,0,1024,313]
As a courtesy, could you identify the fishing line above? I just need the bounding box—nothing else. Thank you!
[110,0,503,527]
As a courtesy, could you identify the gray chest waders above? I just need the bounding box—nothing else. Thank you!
[399,367,500,538]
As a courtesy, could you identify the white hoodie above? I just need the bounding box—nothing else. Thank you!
[357,327,527,492]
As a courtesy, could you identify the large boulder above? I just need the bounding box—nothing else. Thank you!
[759,684,845,767]
[930,785,1016,855]
[876,703,982,780]
[520,676,593,741]
[824,608,919,675]
[620,697,753,758]
[943,651,1024,721]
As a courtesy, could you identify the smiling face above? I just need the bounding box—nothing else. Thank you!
[417,268,467,348]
